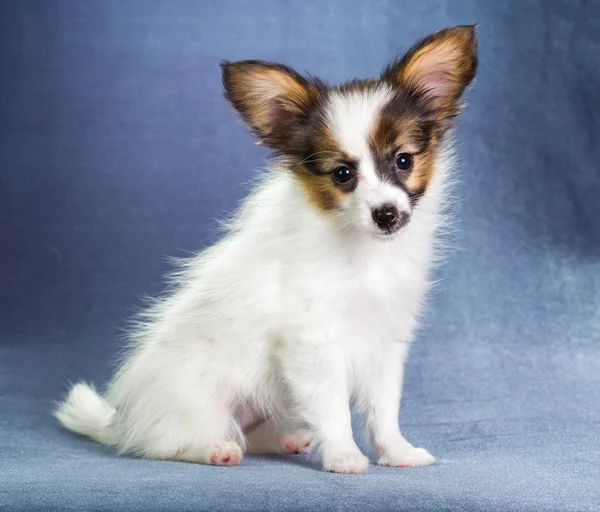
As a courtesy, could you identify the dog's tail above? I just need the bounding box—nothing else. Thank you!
[54,382,116,445]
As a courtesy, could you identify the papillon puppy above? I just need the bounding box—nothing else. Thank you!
[55,25,478,474]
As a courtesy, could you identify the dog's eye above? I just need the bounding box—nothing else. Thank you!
[395,153,413,171]
[332,165,353,184]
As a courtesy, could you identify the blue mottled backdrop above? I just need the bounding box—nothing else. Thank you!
[1,1,599,510]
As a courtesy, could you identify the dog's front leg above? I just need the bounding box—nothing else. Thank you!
[361,341,436,468]
[276,336,369,474]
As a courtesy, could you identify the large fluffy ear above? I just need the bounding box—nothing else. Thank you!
[383,25,478,119]
[220,60,324,151]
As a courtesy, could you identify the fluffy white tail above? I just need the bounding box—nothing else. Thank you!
[54,382,116,445]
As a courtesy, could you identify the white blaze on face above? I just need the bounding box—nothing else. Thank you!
[326,86,391,185]
[325,85,412,233]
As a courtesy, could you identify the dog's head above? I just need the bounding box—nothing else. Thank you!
[221,26,477,240]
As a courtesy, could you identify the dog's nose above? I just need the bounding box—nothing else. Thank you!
[372,204,407,231]
[372,204,398,229]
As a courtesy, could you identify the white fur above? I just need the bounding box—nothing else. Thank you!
[54,383,115,445]
[55,91,454,473]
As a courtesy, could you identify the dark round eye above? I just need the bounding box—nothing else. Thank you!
[332,165,353,184]
[395,153,413,171]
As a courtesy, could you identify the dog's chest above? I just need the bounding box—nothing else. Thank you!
[277,222,432,343]
[307,247,425,330]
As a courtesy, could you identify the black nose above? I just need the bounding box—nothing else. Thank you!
[372,205,406,231]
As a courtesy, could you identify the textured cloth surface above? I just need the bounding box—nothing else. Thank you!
[1,1,600,511]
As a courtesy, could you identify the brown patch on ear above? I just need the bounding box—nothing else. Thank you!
[220,60,325,152]
[383,25,478,119]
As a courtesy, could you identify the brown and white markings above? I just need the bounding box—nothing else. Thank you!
[221,25,477,228]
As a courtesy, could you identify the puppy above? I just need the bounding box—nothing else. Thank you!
[55,25,477,474]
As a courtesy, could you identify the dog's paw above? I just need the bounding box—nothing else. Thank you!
[207,441,243,466]
[322,448,369,474]
[280,429,313,454]
[377,446,436,468]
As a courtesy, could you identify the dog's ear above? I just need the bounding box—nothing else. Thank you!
[383,25,478,119]
[220,60,323,150]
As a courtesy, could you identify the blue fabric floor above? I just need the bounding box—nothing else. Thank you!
[1,1,599,510]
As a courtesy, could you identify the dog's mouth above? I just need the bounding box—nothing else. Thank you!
[371,226,403,241]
